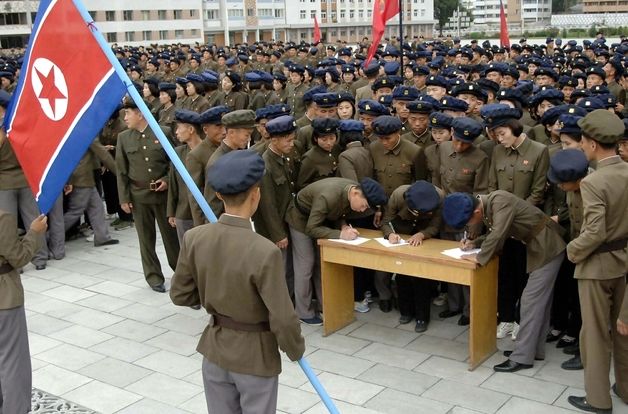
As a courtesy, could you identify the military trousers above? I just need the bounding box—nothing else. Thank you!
[510,252,563,365]
[397,275,434,322]
[64,187,112,245]
[288,226,322,319]
[131,201,180,287]
[46,195,65,260]
[0,306,31,414]
[578,276,628,409]
[0,188,47,266]
[101,170,132,221]
[498,238,528,323]
[550,257,581,338]
[202,358,278,414]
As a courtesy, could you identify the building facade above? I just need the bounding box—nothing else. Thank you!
[465,0,551,31]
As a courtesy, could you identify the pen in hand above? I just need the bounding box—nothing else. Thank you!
[388,222,401,244]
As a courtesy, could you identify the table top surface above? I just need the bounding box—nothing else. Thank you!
[317,228,481,270]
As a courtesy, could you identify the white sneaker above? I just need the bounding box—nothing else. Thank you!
[354,299,370,313]
[497,322,515,339]
[433,292,448,306]
[85,235,94,242]
[511,322,520,340]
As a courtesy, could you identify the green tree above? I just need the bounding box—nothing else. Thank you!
[434,0,461,36]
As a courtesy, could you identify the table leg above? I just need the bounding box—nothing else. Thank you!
[468,260,498,370]
[321,261,355,336]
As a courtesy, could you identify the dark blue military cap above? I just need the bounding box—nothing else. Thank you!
[175,109,202,125]
[338,47,352,57]
[244,72,261,82]
[534,67,558,80]
[357,99,390,116]
[417,94,441,109]
[384,61,400,75]
[0,90,11,108]
[360,178,388,208]
[266,115,297,136]
[326,67,340,82]
[201,71,219,83]
[198,105,230,125]
[289,64,305,74]
[144,77,159,87]
[413,65,430,76]
[548,149,589,184]
[372,116,403,136]
[341,64,355,74]
[540,105,568,126]
[372,77,394,91]
[224,70,241,84]
[158,82,176,92]
[225,57,238,66]
[265,104,292,120]
[273,72,287,82]
[337,91,355,104]
[186,73,204,83]
[585,66,606,79]
[442,193,476,229]
[404,181,440,213]
[558,76,578,88]
[381,47,400,58]
[407,100,435,114]
[363,61,381,76]
[314,68,327,78]
[338,120,364,132]
[451,83,484,99]
[207,150,265,195]
[451,117,483,142]
[484,63,506,75]
[440,96,469,113]
[557,114,583,135]
[589,85,610,95]
[303,85,328,104]
[312,118,339,136]
[378,94,393,108]
[175,77,189,85]
[429,112,453,129]
[425,75,447,88]
[477,78,500,94]
[312,93,339,108]
[480,103,523,129]
[599,94,617,108]
[237,54,249,63]
[255,107,270,122]
[392,86,419,101]
[528,88,564,107]
[577,96,606,112]
[496,88,526,106]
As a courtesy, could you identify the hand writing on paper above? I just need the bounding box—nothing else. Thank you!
[340,226,360,240]
[460,239,476,251]
[388,233,401,244]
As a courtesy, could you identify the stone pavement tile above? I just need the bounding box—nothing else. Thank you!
[349,323,419,348]
[23,265,74,280]
[121,288,174,307]
[113,302,176,325]
[163,303,209,320]
[117,398,192,414]
[482,372,566,404]
[279,361,311,388]
[37,343,106,371]
[102,319,167,342]
[31,357,48,371]
[277,385,320,414]
[495,397,575,414]
[449,408,485,414]
[405,334,469,362]
[178,392,208,413]
[127,372,203,406]
[20,277,61,293]
[397,319,469,340]
[181,370,203,387]
[336,320,366,336]
[304,332,371,355]
[78,357,152,388]
[413,356,494,386]
[299,372,384,405]
[91,337,159,363]
[355,308,400,328]
[60,307,125,330]
[360,363,440,395]
[306,349,375,378]
[364,388,452,414]
[422,380,510,413]
[26,297,84,319]
[26,313,73,336]
[53,273,104,289]
[63,380,142,414]
[32,364,93,395]
[153,313,208,336]
[553,386,585,411]
[135,350,200,379]
[75,293,133,312]
[42,285,97,303]
[49,325,113,348]
[534,361,586,389]
[354,342,430,370]
[28,332,62,355]
[58,260,112,276]
[304,400,382,414]
[455,330,470,344]
[86,280,141,297]
[144,331,199,356]
[94,268,145,284]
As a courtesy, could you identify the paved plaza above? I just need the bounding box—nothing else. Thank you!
[22,221,627,414]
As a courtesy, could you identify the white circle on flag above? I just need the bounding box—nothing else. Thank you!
[31,58,69,121]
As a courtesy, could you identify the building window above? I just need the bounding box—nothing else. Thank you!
[331,30,337,36]
[340,30,346,36]
[123,10,133,21]
[190,9,197,17]
[359,10,363,18]
[175,30,184,39]
[141,10,150,20]
[340,10,345,18]
[349,10,354,18]
[158,10,167,20]
[105,10,115,21]
[259,9,273,17]
[106,32,117,42]
[300,10,306,18]
[414,10,418,16]
[174,10,182,19]
[143,31,152,41]
[88,11,97,20]
[206,10,218,19]
[228,9,244,17]
[275,9,284,18]
[331,11,337,19]
[191,29,199,36]
[321,11,327,19]
[159,30,168,40]
[311,10,316,18]
[421,9,426,16]
[247,8,255,16]
[125,31,135,42]
[301,32,307,39]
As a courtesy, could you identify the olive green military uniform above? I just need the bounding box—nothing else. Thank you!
[175,96,190,111]
[186,139,220,227]
[527,123,550,144]
[248,91,267,112]
[188,95,211,114]
[167,145,194,244]
[370,138,427,196]
[265,91,282,106]
[202,142,234,219]
[424,143,441,185]
[355,83,374,103]
[337,142,373,182]
[295,115,312,129]
[287,83,307,120]
[224,91,249,111]
[297,146,340,190]
[351,78,369,96]
[115,126,180,288]
[401,128,433,147]
[158,104,176,137]
[98,115,131,221]
[206,90,225,108]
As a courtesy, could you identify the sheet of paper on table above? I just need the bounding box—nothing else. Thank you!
[373,237,409,247]
[327,237,371,246]
[441,247,482,260]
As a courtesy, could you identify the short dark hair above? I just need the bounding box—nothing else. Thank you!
[218,182,260,206]
[162,89,176,104]
[561,132,582,142]
[582,133,617,150]
[496,118,523,136]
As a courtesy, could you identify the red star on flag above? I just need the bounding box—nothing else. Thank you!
[35,66,67,114]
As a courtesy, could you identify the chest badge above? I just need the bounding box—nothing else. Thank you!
[154,140,159,144]
[462,168,472,174]
[522,159,529,166]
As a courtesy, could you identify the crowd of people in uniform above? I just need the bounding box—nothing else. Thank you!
[1,32,628,413]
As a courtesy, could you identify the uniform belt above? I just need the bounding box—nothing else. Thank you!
[131,180,154,190]
[294,197,310,216]
[0,262,14,274]
[210,314,270,332]
[594,238,628,255]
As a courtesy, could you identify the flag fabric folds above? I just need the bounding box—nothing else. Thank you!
[499,0,511,48]
[314,15,321,44]
[366,0,400,66]
[4,0,126,214]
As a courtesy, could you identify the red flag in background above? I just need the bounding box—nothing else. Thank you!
[366,0,400,66]
[499,0,511,48]
[314,16,321,43]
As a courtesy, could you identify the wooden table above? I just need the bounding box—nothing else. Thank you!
[317,229,499,370]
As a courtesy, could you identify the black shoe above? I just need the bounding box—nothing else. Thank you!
[439,309,461,319]
[457,315,470,326]
[561,355,583,370]
[414,320,428,333]
[556,337,577,349]
[493,359,533,373]
[503,350,544,361]
[563,343,580,355]
[546,330,563,343]
[35,264,46,271]
[612,383,627,403]
[399,315,413,325]
[95,239,120,247]
[379,299,392,313]
[567,396,612,413]
[151,283,166,293]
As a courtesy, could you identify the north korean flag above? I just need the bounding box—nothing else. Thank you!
[4,0,126,213]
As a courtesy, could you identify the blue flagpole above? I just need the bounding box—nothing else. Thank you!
[72,2,339,413]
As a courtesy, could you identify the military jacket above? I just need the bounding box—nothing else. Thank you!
[69,140,116,187]
[337,142,373,183]
[286,83,307,119]
[380,184,444,239]
[0,140,28,190]
[297,145,340,190]
[202,142,234,218]
[206,90,225,108]
[370,138,427,196]
[188,95,211,114]
[186,139,220,226]
[438,142,489,195]
[167,145,192,220]
[401,129,433,147]
[224,91,249,111]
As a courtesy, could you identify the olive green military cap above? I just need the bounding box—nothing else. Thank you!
[222,109,256,129]
[577,109,624,144]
